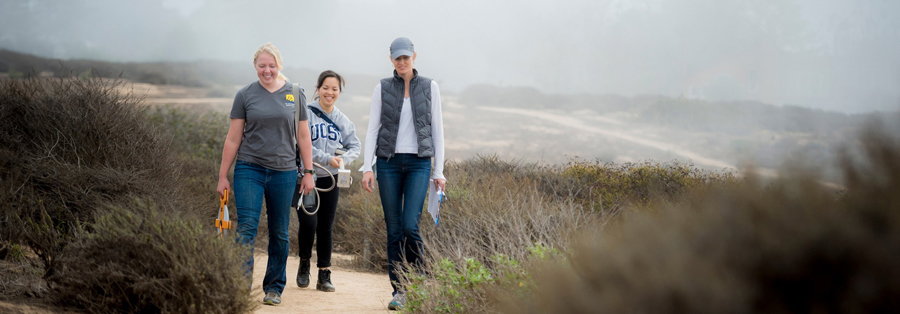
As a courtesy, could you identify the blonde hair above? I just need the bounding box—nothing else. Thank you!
[253,42,289,81]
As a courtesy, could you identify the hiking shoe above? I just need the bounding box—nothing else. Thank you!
[262,291,281,306]
[317,269,336,292]
[387,292,405,310]
[296,259,310,288]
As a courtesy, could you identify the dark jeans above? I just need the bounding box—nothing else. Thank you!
[375,154,432,294]
[297,174,340,268]
[232,160,296,295]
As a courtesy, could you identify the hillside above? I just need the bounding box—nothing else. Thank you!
[0,49,381,97]
[448,85,900,181]
[4,49,898,183]
[2,65,899,314]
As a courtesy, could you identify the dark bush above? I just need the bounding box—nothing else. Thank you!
[51,202,255,314]
[333,155,735,313]
[560,159,737,210]
[498,126,900,314]
[146,105,229,216]
[0,74,255,313]
[0,75,180,275]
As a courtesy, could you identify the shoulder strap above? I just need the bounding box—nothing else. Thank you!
[293,84,301,126]
[292,84,304,165]
[308,105,341,133]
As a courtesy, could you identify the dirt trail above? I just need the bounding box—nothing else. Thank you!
[251,253,393,314]
[0,253,392,314]
[133,83,396,312]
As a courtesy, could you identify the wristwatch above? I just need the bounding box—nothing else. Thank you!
[302,169,315,175]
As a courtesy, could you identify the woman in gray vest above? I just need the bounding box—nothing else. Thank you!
[295,70,360,292]
[360,37,446,311]
[216,42,316,306]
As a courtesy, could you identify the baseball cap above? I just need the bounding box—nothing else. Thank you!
[390,37,415,59]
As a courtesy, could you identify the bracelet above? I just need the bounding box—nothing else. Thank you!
[303,169,315,175]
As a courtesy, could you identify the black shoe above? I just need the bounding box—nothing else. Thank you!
[296,259,310,288]
[316,269,335,292]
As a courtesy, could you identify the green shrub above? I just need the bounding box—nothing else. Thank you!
[0,74,255,312]
[146,105,229,219]
[51,202,256,314]
[561,159,737,210]
[404,247,548,314]
[334,155,735,313]
[8,69,23,79]
[497,126,900,314]
[0,75,180,276]
[409,258,493,313]
[0,243,26,262]
[333,178,386,268]
[0,242,45,298]
[147,105,229,160]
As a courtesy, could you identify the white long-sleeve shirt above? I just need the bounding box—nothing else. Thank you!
[360,80,445,180]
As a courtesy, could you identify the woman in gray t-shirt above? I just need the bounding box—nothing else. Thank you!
[216,42,315,306]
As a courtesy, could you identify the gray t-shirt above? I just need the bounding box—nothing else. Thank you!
[230,81,308,171]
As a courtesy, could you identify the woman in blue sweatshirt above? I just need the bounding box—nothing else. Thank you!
[295,70,360,292]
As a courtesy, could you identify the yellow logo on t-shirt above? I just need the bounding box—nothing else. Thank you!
[286,94,295,102]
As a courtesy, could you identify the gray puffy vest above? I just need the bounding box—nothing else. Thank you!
[376,69,434,158]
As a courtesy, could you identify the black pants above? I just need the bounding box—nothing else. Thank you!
[297,174,340,268]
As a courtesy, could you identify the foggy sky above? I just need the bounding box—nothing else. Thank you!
[2,0,899,113]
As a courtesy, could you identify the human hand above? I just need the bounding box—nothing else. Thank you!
[434,178,446,193]
[216,178,230,197]
[362,171,375,193]
[330,156,342,168]
[300,173,315,194]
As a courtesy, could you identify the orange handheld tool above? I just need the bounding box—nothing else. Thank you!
[216,189,233,237]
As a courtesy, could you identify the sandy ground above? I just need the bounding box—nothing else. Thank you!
[251,253,393,314]
[0,253,392,314]
[0,302,80,314]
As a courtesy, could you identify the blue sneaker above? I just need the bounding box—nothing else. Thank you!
[387,293,405,310]
[263,291,281,306]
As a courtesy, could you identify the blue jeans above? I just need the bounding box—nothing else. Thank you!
[233,160,296,295]
[375,154,432,294]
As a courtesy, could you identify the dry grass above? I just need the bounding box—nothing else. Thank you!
[332,155,734,313]
[0,76,180,277]
[332,127,898,313]
[0,75,255,312]
[51,202,256,314]
[496,126,900,314]
[5,67,895,313]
